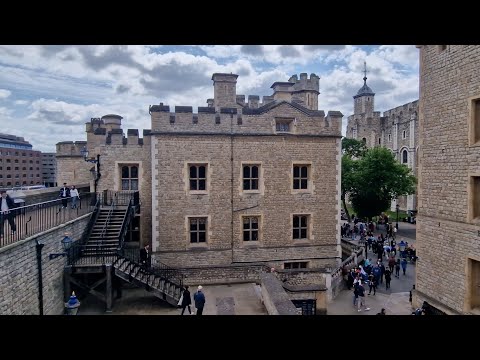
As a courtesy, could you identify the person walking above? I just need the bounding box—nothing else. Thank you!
[59,183,70,208]
[401,257,408,276]
[385,268,392,290]
[0,190,17,239]
[395,258,401,278]
[355,281,370,312]
[193,285,206,315]
[180,286,193,315]
[70,185,80,209]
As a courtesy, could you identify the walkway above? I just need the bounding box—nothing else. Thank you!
[331,221,417,315]
[78,282,267,315]
[0,196,94,249]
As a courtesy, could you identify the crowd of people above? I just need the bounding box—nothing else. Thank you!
[340,212,418,314]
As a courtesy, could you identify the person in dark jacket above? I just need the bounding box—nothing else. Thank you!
[193,285,206,315]
[59,183,71,208]
[180,286,192,315]
[139,244,150,270]
[0,190,17,238]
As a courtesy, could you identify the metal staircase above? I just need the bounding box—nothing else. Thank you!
[112,249,184,307]
[65,190,184,309]
[82,208,126,256]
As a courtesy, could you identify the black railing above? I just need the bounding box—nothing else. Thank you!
[66,245,117,266]
[118,199,134,249]
[118,248,184,288]
[99,190,139,207]
[0,193,95,249]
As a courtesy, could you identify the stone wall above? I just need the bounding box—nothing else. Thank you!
[152,133,341,270]
[0,214,91,315]
[259,273,299,315]
[94,138,151,247]
[415,45,480,314]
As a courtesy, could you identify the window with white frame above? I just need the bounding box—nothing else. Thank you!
[293,165,309,190]
[189,164,207,191]
[121,165,139,190]
[243,164,259,191]
[243,216,259,241]
[190,217,207,243]
[293,215,309,240]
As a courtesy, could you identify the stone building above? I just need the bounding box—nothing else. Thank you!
[414,45,480,314]
[0,133,42,189]
[56,72,343,306]
[345,64,419,211]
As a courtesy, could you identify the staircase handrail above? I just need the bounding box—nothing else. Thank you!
[118,198,135,250]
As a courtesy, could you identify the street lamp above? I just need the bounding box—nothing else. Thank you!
[80,146,101,203]
[65,291,81,315]
[396,203,400,230]
[49,234,73,260]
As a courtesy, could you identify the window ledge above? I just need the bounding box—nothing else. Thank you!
[189,244,208,250]
[189,191,208,195]
[293,239,310,245]
[242,242,260,247]
[292,190,312,194]
[242,190,261,194]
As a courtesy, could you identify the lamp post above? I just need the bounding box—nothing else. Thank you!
[396,203,400,230]
[35,239,44,315]
[65,291,81,315]
[49,234,73,260]
[80,147,101,204]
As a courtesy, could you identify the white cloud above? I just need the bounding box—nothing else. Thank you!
[0,89,11,99]
[0,45,419,151]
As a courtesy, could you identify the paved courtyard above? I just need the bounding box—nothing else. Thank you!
[78,282,267,315]
[330,221,417,315]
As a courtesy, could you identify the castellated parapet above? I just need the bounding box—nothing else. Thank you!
[56,141,92,186]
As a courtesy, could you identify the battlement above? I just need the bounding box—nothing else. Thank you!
[56,141,87,157]
[288,73,320,92]
[383,100,418,118]
[150,102,341,137]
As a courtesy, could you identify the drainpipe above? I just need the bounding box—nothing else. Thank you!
[230,110,234,263]
[35,239,44,315]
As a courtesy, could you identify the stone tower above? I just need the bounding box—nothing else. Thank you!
[353,62,375,115]
[212,73,238,110]
[288,73,320,110]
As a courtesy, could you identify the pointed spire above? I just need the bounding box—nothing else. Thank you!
[363,61,367,85]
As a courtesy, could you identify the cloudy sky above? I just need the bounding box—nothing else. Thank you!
[0,45,419,152]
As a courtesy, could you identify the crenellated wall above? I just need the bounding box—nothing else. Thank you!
[55,141,93,186]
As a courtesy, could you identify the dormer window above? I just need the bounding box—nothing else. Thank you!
[275,118,294,133]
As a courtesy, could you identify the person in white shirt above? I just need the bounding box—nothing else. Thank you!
[70,185,80,209]
[0,190,17,238]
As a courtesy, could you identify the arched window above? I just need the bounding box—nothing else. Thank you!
[121,165,139,190]
[362,137,367,143]
[402,149,408,164]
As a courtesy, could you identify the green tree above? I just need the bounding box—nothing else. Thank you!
[342,138,367,158]
[349,147,416,220]
[341,138,367,221]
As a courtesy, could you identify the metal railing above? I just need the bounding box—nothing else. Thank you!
[118,199,135,249]
[99,190,139,207]
[119,248,184,288]
[0,193,95,249]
